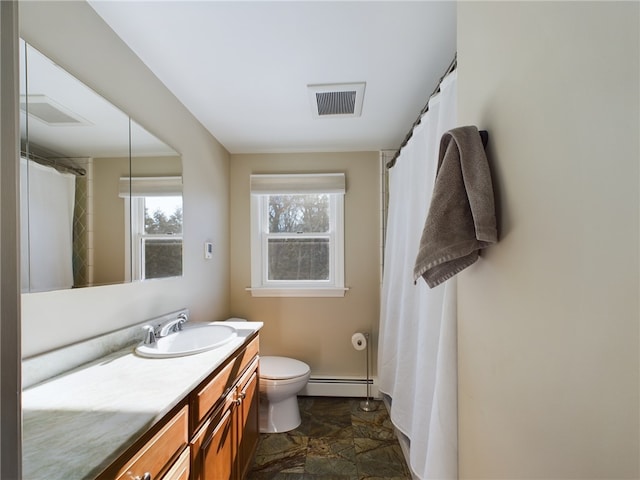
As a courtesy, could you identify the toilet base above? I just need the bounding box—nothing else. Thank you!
[259,394,302,433]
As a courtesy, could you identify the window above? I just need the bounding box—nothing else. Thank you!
[132,195,183,280]
[121,176,183,281]
[250,173,346,297]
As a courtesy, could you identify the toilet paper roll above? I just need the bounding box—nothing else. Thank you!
[351,332,367,351]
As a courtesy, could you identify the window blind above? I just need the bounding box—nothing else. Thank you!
[250,173,345,195]
[118,176,183,197]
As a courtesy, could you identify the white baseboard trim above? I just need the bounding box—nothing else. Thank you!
[300,376,379,398]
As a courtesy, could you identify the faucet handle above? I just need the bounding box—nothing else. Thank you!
[176,313,188,330]
[142,325,156,345]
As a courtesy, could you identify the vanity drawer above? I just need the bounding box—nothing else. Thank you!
[114,404,189,480]
[192,335,259,428]
[162,445,190,480]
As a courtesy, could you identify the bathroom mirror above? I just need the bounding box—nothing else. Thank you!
[127,121,183,283]
[20,40,183,292]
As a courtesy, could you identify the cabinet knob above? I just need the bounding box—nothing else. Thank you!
[239,392,246,400]
[134,473,151,480]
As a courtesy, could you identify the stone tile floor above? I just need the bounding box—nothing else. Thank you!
[247,396,412,480]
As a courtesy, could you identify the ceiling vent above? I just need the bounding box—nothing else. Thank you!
[20,94,90,126]
[308,82,365,118]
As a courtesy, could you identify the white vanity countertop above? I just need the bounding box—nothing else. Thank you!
[22,321,263,480]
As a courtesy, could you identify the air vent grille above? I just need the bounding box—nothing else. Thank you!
[316,90,357,116]
[308,82,365,118]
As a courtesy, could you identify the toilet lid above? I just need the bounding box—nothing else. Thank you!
[260,356,310,380]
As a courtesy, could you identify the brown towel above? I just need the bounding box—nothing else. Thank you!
[414,126,497,288]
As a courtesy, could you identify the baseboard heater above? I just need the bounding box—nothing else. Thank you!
[299,376,379,398]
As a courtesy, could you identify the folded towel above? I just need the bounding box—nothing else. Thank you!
[414,126,497,288]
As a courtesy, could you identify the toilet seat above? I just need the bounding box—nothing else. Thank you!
[260,356,310,380]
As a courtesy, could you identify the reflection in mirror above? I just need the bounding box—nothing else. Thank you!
[127,121,183,282]
[19,39,183,292]
[20,39,130,293]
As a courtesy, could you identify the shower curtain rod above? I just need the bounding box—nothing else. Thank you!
[386,53,458,169]
[21,150,86,176]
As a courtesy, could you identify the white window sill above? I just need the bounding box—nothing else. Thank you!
[246,287,348,298]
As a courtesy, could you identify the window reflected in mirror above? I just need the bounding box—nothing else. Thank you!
[121,168,183,282]
[139,196,183,280]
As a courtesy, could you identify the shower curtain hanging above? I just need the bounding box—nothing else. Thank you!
[387,53,457,169]
[378,64,459,479]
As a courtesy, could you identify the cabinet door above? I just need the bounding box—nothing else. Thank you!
[237,367,259,480]
[190,397,236,480]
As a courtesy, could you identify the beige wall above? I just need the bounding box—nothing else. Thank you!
[230,152,380,378]
[131,155,182,177]
[20,1,230,358]
[92,156,128,285]
[457,2,639,478]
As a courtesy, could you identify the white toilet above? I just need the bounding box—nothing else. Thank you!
[259,356,310,433]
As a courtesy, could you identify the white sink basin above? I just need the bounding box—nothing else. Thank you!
[135,323,238,358]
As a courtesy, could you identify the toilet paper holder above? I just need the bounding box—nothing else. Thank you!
[352,332,377,412]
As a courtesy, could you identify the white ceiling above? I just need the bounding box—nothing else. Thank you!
[89,1,457,154]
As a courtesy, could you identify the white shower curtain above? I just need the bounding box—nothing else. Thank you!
[378,71,458,479]
[20,158,76,292]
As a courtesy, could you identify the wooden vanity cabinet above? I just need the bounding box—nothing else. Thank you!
[102,403,190,480]
[190,392,236,480]
[237,365,259,480]
[190,338,259,480]
[98,334,260,480]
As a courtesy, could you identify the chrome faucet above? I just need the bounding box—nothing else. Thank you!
[158,313,188,337]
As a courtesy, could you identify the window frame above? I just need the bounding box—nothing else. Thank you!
[128,196,183,281]
[249,173,347,297]
[120,176,183,281]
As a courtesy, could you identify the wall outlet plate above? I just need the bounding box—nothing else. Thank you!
[204,242,213,259]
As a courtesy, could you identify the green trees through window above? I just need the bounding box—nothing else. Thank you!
[145,206,182,235]
[143,197,182,279]
[267,194,330,281]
